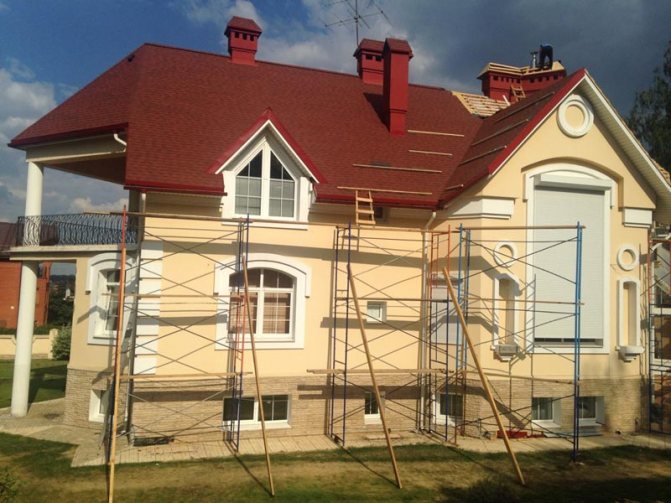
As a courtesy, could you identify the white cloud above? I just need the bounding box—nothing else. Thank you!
[0,58,127,222]
[0,2,8,13]
[68,196,128,213]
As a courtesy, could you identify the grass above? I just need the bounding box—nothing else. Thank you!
[0,432,670,502]
[0,359,67,408]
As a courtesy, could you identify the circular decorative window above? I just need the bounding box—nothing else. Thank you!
[493,241,518,268]
[617,245,638,271]
[557,94,594,138]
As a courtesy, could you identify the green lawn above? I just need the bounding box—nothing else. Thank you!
[0,359,67,408]
[0,432,670,502]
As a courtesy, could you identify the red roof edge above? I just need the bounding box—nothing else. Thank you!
[9,123,128,148]
[486,68,587,176]
[125,179,225,196]
[316,191,436,210]
[205,108,327,183]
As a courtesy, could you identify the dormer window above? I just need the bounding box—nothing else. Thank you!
[233,143,296,219]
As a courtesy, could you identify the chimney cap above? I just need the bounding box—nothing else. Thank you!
[383,38,413,57]
[225,16,262,35]
[353,38,385,57]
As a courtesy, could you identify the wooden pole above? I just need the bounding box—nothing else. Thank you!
[107,207,128,503]
[442,267,526,486]
[348,265,403,489]
[243,258,275,497]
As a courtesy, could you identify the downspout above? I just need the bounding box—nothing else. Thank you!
[419,211,437,430]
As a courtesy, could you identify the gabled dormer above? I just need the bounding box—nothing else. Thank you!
[210,109,324,223]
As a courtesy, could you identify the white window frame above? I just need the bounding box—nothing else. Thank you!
[89,389,109,423]
[219,127,315,226]
[223,394,291,430]
[215,254,311,349]
[531,397,561,429]
[86,252,136,345]
[617,278,642,349]
[364,390,382,424]
[524,164,613,354]
[434,392,464,427]
[366,301,387,324]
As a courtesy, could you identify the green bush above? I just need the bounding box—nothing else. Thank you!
[0,467,18,503]
[51,326,71,361]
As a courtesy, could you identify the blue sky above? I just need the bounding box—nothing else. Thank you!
[1,0,670,223]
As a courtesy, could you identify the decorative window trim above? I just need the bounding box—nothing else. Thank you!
[215,254,311,349]
[616,244,638,271]
[86,252,136,345]
[492,273,520,348]
[493,241,518,268]
[525,164,612,355]
[219,127,314,224]
[617,278,643,359]
[557,94,594,138]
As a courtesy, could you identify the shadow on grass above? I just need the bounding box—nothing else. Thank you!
[341,447,398,487]
[224,441,273,497]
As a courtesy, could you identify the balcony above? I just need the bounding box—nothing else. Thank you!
[15,214,138,247]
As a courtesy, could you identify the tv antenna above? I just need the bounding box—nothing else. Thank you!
[323,0,390,46]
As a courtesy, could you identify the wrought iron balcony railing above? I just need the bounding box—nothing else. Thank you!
[15,214,138,247]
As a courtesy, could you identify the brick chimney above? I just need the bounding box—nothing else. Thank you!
[354,39,384,85]
[382,38,413,136]
[225,16,262,65]
[478,61,566,103]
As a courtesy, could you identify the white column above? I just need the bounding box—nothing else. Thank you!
[11,262,39,416]
[11,162,43,417]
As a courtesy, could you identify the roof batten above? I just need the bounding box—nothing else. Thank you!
[408,129,465,137]
[408,149,453,157]
[338,186,432,196]
[470,119,530,147]
[353,163,442,174]
[459,146,506,166]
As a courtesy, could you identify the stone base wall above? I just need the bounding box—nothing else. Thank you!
[64,366,647,439]
[64,367,127,429]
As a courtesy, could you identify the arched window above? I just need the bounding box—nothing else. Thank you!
[228,268,294,338]
[234,146,296,218]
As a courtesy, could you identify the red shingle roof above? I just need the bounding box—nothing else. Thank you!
[9,43,584,209]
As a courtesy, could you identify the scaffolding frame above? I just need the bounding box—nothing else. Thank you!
[105,211,274,501]
[648,234,671,435]
[98,207,591,497]
[326,222,585,483]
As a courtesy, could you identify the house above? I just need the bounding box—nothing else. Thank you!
[0,222,50,330]
[7,16,671,445]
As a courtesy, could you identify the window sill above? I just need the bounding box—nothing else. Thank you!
[531,420,560,429]
[364,417,381,425]
[224,421,291,431]
[88,335,115,346]
[228,218,308,231]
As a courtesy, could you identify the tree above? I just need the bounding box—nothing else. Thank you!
[628,40,671,170]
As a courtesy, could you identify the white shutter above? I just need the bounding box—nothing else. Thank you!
[532,186,605,343]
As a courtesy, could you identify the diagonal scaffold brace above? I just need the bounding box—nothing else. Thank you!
[442,267,526,486]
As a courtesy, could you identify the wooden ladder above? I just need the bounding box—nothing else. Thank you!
[510,84,526,103]
[355,190,376,226]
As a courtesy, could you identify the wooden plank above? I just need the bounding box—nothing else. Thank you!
[408,149,453,157]
[443,267,526,486]
[119,372,248,382]
[107,208,129,503]
[307,368,445,375]
[338,186,432,196]
[243,259,275,496]
[348,265,403,489]
[407,129,465,137]
[353,163,442,174]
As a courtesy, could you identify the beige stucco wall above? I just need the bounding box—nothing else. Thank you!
[432,104,656,382]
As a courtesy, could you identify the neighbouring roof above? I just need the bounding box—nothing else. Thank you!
[0,222,17,255]
[477,60,565,78]
[8,43,671,211]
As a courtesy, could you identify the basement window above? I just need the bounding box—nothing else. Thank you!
[366,301,387,324]
[435,392,463,426]
[531,397,560,428]
[223,395,290,429]
[364,390,383,424]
